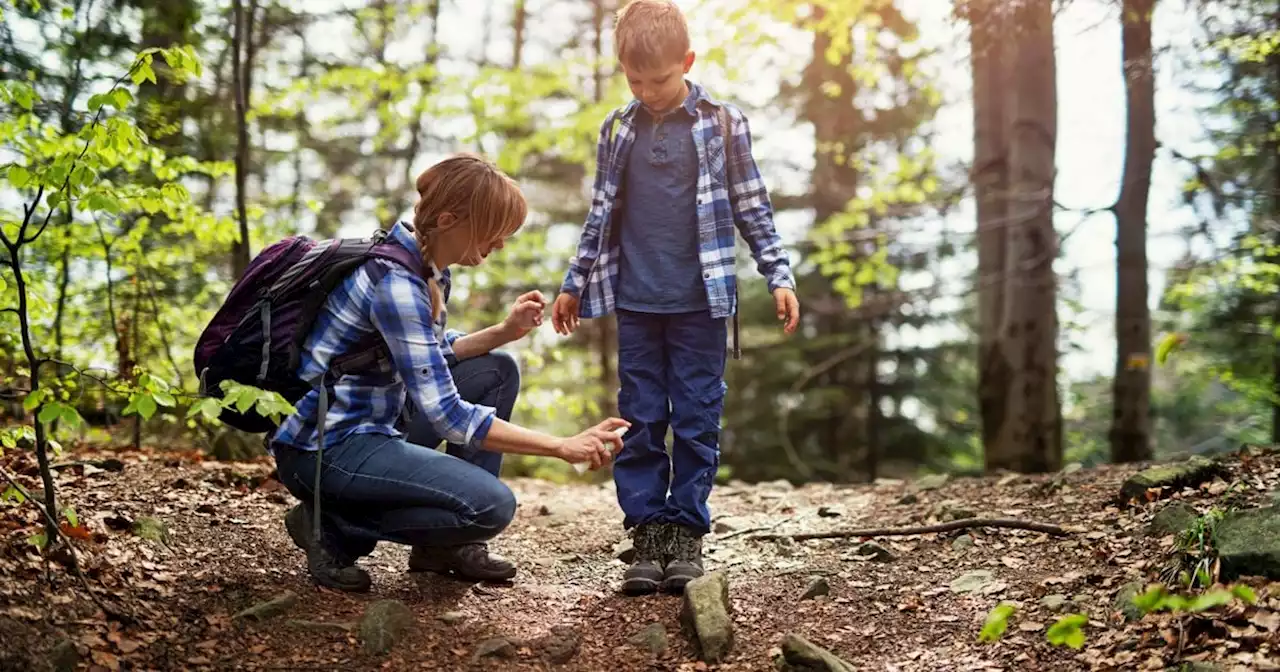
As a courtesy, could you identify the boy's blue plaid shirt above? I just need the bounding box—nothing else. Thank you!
[271,222,495,453]
[559,82,795,319]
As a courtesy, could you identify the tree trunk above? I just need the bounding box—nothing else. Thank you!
[1110,0,1156,463]
[976,0,1062,472]
[513,0,526,70]
[969,0,1012,469]
[230,0,256,278]
[591,0,619,418]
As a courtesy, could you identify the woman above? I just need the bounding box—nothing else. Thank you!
[270,153,627,592]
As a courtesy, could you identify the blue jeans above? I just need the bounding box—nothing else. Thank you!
[614,310,727,535]
[274,352,521,560]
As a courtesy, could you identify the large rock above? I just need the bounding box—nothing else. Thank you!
[681,571,733,663]
[359,600,415,655]
[1113,581,1146,622]
[1118,456,1222,503]
[1148,502,1198,537]
[1215,506,1280,580]
[131,517,169,544]
[778,633,855,672]
[531,626,580,665]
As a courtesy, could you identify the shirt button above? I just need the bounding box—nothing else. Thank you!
[703,272,711,279]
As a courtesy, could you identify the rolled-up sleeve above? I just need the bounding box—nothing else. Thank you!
[369,270,495,447]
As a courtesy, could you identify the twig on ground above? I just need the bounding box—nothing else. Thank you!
[717,521,784,541]
[748,518,1070,541]
[0,463,136,624]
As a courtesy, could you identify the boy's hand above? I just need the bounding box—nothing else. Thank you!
[774,288,800,334]
[503,290,546,338]
[552,292,581,335]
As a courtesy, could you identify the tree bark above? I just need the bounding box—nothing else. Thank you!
[969,0,1012,469]
[1110,0,1156,463]
[977,0,1062,472]
[230,0,257,278]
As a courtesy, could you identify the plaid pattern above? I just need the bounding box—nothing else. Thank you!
[271,221,494,452]
[559,81,795,319]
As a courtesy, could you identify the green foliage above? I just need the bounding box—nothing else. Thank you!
[978,602,1016,643]
[1132,583,1257,614]
[1045,614,1087,649]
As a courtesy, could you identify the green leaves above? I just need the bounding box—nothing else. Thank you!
[7,165,30,188]
[36,401,81,428]
[1133,583,1257,615]
[978,602,1016,643]
[1046,614,1087,649]
[214,381,297,424]
[1155,332,1186,365]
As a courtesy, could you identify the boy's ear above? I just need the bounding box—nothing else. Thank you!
[683,50,695,73]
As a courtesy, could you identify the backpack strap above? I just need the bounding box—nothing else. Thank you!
[715,105,742,361]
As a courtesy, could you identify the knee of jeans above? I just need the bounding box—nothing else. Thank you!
[470,478,517,532]
[490,350,520,390]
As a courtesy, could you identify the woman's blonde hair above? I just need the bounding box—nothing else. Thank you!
[412,153,527,321]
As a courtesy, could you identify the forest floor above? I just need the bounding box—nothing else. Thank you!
[2,444,1280,671]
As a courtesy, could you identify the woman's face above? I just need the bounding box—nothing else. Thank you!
[434,218,508,267]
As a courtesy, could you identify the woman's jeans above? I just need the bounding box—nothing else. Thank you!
[274,351,521,562]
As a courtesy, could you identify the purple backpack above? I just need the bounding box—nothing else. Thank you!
[193,228,421,433]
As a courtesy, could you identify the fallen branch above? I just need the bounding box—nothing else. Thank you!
[749,518,1070,541]
[0,464,135,624]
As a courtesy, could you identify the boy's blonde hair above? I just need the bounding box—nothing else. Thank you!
[412,153,526,321]
[614,0,690,70]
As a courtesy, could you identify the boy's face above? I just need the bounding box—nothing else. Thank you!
[622,50,695,114]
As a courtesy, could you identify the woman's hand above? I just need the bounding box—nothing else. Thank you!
[555,418,629,470]
[502,290,547,338]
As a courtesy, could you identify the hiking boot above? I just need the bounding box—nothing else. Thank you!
[408,543,517,582]
[662,525,704,594]
[621,523,668,596]
[284,504,372,593]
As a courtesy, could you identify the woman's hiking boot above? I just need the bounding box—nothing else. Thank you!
[408,543,517,582]
[621,523,668,595]
[661,525,704,593]
[284,504,372,593]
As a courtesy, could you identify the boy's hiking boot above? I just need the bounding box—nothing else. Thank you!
[284,504,372,593]
[662,525,705,593]
[408,543,517,582]
[621,523,667,595]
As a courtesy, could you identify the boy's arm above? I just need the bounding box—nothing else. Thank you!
[559,111,618,298]
[723,106,796,293]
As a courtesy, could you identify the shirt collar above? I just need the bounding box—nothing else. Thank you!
[622,79,718,122]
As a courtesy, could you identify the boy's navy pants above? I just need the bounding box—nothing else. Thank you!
[614,309,727,536]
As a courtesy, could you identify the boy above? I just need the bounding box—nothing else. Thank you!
[551,0,799,596]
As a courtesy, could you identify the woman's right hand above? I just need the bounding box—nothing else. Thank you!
[556,418,630,470]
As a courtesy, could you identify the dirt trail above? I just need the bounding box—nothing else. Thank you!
[2,448,1279,670]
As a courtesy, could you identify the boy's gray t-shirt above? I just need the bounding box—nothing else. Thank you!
[616,102,708,314]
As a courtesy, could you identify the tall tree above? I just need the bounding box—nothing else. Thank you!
[971,0,1062,472]
[1110,0,1157,463]
[230,0,258,277]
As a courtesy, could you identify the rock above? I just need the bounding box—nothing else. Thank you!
[285,620,353,635]
[873,478,904,487]
[1072,594,1091,604]
[629,623,668,655]
[915,474,949,491]
[800,576,830,600]
[614,538,636,564]
[1214,506,1280,579]
[1118,456,1222,503]
[359,600,415,655]
[896,493,919,505]
[681,571,733,662]
[1039,594,1068,612]
[714,517,749,534]
[935,500,976,522]
[46,637,77,672]
[131,517,169,544]
[438,611,466,625]
[778,633,855,672]
[853,541,895,562]
[817,506,843,518]
[473,636,518,662]
[1061,462,1083,474]
[949,570,994,594]
[1114,581,1146,622]
[996,473,1024,487]
[952,535,975,551]
[1148,502,1198,537]
[764,478,795,490]
[1177,663,1221,672]
[537,504,552,516]
[532,626,580,664]
[233,591,298,622]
